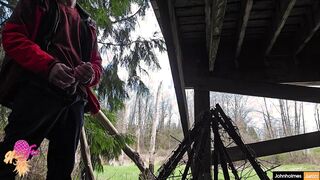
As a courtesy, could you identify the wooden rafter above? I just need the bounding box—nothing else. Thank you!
[206,0,227,71]
[154,0,190,135]
[264,0,296,56]
[294,1,320,55]
[205,0,212,49]
[235,0,253,67]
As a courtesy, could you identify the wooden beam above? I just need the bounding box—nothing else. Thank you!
[264,0,296,56]
[206,0,227,71]
[235,0,253,66]
[217,131,320,162]
[294,2,320,55]
[185,76,320,104]
[155,0,190,135]
[193,90,211,179]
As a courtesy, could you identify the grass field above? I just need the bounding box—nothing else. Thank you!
[94,163,320,180]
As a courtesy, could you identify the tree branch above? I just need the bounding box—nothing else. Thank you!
[111,5,145,24]
[98,38,158,47]
[0,0,14,10]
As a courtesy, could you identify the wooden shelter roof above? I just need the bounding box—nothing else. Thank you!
[150,0,320,163]
[151,0,320,134]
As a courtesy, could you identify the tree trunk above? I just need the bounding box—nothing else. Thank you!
[315,104,320,131]
[301,103,307,155]
[167,104,173,149]
[135,96,142,153]
[148,82,162,173]
[294,101,300,135]
[263,98,274,139]
[279,100,288,136]
[119,107,128,165]
[301,103,305,134]
[285,100,292,135]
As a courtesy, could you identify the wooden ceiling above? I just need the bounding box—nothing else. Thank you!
[152,0,320,83]
[151,0,320,134]
[151,0,320,160]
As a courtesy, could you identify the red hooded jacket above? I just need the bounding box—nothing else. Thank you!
[2,0,102,114]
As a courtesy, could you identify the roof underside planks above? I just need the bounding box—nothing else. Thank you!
[151,0,320,153]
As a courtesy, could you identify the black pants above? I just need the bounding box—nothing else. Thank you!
[0,81,86,180]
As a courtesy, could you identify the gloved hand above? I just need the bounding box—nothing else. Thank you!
[48,63,75,89]
[74,62,95,85]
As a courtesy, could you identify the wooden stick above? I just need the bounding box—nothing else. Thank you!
[80,127,95,180]
[94,110,155,179]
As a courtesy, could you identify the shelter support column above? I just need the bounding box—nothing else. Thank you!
[193,90,212,179]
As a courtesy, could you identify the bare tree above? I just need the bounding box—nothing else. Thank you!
[158,98,169,131]
[135,95,144,154]
[148,82,162,173]
[262,98,274,139]
[186,90,194,126]
[128,94,139,127]
[285,100,292,135]
[294,101,301,135]
[167,103,173,129]
[279,100,292,136]
[301,103,306,133]
[314,104,320,131]
[118,106,128,165]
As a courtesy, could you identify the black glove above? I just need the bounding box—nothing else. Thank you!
[74,62,95,85]
[48,63,75,89]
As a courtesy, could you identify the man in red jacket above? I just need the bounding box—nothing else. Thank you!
[0,0,102,178]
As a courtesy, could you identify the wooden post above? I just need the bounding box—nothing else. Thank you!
[193,90,211,179]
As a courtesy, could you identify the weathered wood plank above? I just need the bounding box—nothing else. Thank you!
[264,0,296,56]
[182,32,206,39]
[294,2,320,55]
[207,0,228,71]
[179,16,205,25]
[235,0,253,66]
[175,0,205,8]
[155,0,190,135]
[194,90,211,179]
[175,6,205,17]
[219,131,320,162]
[180,24,205,33]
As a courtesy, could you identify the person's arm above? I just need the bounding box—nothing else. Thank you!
[87,35,103,87]
[2,0,58,76]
